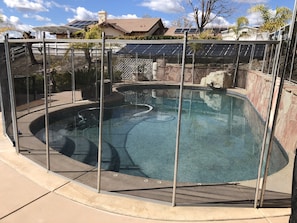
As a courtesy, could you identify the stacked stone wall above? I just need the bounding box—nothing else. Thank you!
[246,70,297,152]
[155,59,247,88]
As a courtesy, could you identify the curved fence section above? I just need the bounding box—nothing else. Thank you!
[0,31,295,207]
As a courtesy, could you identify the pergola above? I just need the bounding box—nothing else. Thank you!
[33,25,82,38]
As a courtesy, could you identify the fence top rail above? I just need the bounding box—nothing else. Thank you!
[1,38,280,45]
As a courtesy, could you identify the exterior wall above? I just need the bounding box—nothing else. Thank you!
[56,33,68,39]
[147,22,163,36]
[221,28,269,40]
[102,27,124,38]
[246,70,297,153]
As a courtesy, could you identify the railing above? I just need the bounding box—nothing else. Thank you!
[10,45,26,61]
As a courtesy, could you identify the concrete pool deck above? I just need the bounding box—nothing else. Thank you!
[0,84,293,222]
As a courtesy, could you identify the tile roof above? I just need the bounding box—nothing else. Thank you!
[105,18,162,33]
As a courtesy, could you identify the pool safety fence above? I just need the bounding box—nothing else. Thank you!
[0,27,296,208]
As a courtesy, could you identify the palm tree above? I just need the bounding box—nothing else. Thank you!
[249,4,292,33]
[229,17,249,40]
[227,17,249,86]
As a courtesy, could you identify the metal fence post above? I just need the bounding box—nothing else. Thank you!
[97,32,105,193]
[259,13,296,206]
[42,32,50,171]
[233,44,241,88]
[290,150,297,223]
[248,44,256,70]
[4,35,20,152]
[172,31,188,207]
[254,37,282,208]
[71,47,76,103]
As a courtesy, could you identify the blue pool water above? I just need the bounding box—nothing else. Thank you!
[37,87,288,184]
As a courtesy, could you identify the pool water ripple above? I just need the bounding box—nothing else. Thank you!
[40,88,288,184]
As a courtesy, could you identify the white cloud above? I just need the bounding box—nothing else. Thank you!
[207,16,231,27]
[67,7,97,22]
[141,0,184,13]
[3,0,48,12]
[232,0,268,3]
[1,15,33,32]
[246,12,263,26]
[162,19,171,27]
[108,14,139,19]
[46,1,75,13]
[9,15,20,24]
[23,14,51,22]
[185,12,230,28]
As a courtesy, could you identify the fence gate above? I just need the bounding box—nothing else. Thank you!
[114,57,153,81]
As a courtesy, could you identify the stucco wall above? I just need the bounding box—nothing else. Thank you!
[246,70,297,153]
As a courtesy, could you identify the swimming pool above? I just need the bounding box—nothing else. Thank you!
[35,87,288,184]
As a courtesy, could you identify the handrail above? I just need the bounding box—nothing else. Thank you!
[4,37,280,45]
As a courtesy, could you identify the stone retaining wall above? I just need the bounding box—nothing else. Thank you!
[246,70,297,153]
[154,59,247,88]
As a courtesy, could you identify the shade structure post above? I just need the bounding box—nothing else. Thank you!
[172,31,188,207]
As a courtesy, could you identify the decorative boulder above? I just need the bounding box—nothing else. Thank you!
[201,70,233,89]
[199,91,222,111]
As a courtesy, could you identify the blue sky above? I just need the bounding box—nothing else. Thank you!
[0,0,295,33]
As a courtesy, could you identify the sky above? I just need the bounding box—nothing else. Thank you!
[0,0,295,36]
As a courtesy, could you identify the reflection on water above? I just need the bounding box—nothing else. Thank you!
[37,88,288,184]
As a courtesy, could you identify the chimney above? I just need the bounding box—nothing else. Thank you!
[98,11,107,24]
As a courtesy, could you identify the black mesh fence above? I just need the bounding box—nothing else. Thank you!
[0,37,292,207]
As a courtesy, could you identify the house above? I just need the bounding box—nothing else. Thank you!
[33,11,167,39]
[96,11,167,38]
[221,26,269,40]
[164,26,228,39]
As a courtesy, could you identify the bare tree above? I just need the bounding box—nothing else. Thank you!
[23,31,39,65]
[171,16,194,28]
[187,0,233,33]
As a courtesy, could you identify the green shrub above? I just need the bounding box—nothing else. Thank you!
[54,72,72,92]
